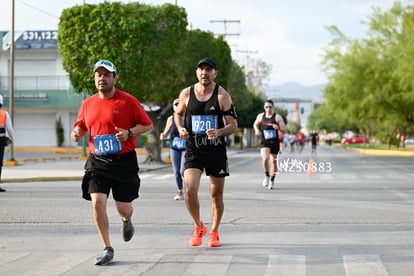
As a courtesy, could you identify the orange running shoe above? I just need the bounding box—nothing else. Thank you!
[189,221,207,246]
[208,231,221,247]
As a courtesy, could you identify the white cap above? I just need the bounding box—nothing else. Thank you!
[93,60,117,74]
[0,95,3,105]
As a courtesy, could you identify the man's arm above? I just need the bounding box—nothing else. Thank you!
[276,114,286,133]
[160,116,173,140]
[253,113,263,136]
[129,123,153,136]
[174,88,189,139]
[214,90,237,137]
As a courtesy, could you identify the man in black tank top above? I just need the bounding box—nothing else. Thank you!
[174,57,237,247]
[253,99,286,189]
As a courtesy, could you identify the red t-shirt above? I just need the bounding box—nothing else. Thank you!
[295,132,305,143]
[74,89,152,154]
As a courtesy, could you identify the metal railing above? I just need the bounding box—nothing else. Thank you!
[0,76,71,90]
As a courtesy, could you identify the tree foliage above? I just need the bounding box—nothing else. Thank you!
[58,2,187,101]
[319,1,414,143]
[58,2,273,160]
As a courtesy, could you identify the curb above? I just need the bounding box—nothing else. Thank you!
[2,165,171,183]
[343,146,414,157]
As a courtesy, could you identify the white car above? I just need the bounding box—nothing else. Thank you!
[405,138,414,145]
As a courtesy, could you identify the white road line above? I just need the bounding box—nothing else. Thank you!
[183,255,231,275]
[343,255,388,276]
[265,255,306,276]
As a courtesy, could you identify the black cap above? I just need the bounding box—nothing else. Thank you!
[196,57,217,70]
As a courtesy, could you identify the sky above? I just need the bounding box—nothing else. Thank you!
[0,0,411,87]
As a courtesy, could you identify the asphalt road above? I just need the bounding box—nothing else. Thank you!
[0,145,413,275]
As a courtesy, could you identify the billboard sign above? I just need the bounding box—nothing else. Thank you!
[2,30,58,51]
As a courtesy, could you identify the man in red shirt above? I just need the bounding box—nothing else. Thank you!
[71,59,153,265]
[295,130,305,153]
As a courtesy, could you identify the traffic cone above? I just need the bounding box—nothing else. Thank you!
[307,158,314,175]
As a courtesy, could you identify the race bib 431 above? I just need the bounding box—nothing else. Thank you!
[93,134,122,155]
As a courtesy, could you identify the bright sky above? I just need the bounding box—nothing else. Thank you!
[0,0,411,86]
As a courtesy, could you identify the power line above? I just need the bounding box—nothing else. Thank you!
[209,19,240,38]
[17,0,59,19]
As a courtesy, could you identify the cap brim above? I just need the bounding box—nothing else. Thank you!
[94,64,116,73]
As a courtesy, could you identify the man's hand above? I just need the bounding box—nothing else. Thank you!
[115,127,129,142]
[179,127,189,139]
[71,128,80,142]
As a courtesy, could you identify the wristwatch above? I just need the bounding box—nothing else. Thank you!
[128,129,133,137]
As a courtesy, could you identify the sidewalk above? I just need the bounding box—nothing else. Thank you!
[2,147,170,183]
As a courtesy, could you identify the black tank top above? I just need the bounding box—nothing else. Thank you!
[260,113,279,144]
[185,84,227,159]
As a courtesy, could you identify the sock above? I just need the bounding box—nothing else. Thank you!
[265,172,270,177]
[271,175,275,181]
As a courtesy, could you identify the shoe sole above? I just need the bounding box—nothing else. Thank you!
[94,254,114,265]
[189,224,207,246]
[208,241,221,247]
[94,257,113,266]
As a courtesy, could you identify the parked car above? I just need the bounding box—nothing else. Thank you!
[341,135,368,144]
[405,138,414,145]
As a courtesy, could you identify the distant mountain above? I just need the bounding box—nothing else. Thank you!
[264,82,326,104]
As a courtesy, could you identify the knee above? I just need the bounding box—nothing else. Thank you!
[185,185,198,198]
[92,196,106,211]
[211,190,223,202]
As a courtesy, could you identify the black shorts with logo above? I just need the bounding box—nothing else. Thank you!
[81,150,140,202]
[184,150,229,178]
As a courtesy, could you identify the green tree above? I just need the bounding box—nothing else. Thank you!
[58,2,188,162]
[320,1,414,145]
[58,2,188,98]
[58,2,234,162]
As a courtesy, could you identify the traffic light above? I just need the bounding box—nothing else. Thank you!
[300,107,304,114]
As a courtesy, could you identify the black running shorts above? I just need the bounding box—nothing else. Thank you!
[260,141,280,155]
[81,150,140,202]
[184,150,229,178]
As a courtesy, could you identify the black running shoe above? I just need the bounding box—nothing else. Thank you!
[94,247,114,266]
[0,187,6,192]
[122,219,135,242]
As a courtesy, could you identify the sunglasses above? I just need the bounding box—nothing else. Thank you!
[96,60,114,67]
[265,106,273,109]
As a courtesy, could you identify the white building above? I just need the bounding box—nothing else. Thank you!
[1,30,83,147]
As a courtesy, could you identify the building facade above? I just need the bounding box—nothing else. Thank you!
[1,30,83,147]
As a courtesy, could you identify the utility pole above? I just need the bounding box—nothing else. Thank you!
[8,0,16,164]
[235,49,258,89]
[236,49,258,68]
[209,19,240,39]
